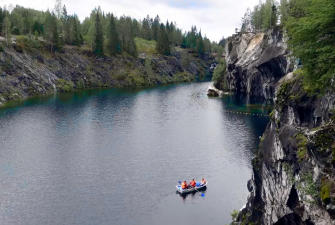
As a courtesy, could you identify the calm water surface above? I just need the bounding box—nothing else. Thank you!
[0,82,268,225]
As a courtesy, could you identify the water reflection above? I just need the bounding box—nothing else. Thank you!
[0,82,268,225]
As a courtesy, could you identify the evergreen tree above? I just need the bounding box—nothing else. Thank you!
[45,11,61,52]
[0,8,5,36]
[2,16,11,46]
[156,23,170,55]
[61,5,71,44]
[152,15,160,41]
[280,0,289,25]
[107,14,121,55]
[93,8,104,56]
[71,15,82,46]
[196,32,205,56]
[141,15,152,40]
[286,0,335,89]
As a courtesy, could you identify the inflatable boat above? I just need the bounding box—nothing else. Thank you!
[176,181,208,194]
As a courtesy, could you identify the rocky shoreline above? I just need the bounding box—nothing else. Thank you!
[0,42,213,108]
[214,28,335,224]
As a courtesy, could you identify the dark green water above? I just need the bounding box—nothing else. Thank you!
[0,82,268,225]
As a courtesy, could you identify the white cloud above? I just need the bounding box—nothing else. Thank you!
[1,0,259,42]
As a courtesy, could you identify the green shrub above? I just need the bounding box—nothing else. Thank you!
[56,79,74,92]
[297,172,319,202]
[296,133,308,161]
[15,36,42,51]
[135,37,157,55]
[174,72,193,82]
[320,179,331,204]
[231,210,239,221]
[212,59,226,82]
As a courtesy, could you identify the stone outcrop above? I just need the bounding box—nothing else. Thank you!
[236,73,335,225]
[216,27,294,102]
[0,44,212,107]
[220,28,335,225]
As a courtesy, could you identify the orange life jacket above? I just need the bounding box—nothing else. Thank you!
[181,182,187,189]
[190,180,196,187]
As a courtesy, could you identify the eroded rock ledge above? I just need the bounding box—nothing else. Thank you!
[216,28,294,102]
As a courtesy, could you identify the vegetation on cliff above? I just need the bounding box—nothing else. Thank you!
[285,0,335,91]
[240,0,335,92]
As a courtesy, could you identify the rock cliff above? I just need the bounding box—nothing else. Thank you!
[0,43,212,107]
[216,28,294,102]
[221,28,335,225]
[237,73,335,225]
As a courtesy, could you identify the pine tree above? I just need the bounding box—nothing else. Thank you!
[196,32,205,56]
[93,8,104,56]
[71,15,82,46]
[141,15,152,40]
[0,8,6,36]
[45,11,61,52]
[280,0,289,25]
[152,15,160,41]
[286,0,335,89]
[2,16,11,46]
[156,24,170,55]
[107,14,121,55]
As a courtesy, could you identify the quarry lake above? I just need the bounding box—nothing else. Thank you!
[0,82,268,225]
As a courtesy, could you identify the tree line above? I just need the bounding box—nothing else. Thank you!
[0,2,215,57]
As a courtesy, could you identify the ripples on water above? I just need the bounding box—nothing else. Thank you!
[0,82,268,225]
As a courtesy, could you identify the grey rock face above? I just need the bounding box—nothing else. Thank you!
[221,28,293,102]
[238,73,335,225]
[0,46,212,107]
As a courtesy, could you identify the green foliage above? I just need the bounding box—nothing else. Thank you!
[3,15,11,46]
[174,72,193,82]
[297,172,319,201]
[285,0,335,91]
[156,23,170,55]
[107,14,121,56]
[276,80,292,108]
[0,4,214,57]
[313,127,335,152]
[118,16,138,57]
[92,8,104,56]
[135,37,157,55]
[212,59,226,82]
[44,11,61,52]
[242,0,278,32]
[296,133,308,161]
[320,179,331,203]
[231,210,239,221]
[16,36,41,50]
[56,79,74,92]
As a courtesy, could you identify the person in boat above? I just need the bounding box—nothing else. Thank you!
[181,181,188,189]
[190,179,196,187]
[201,178,206,185]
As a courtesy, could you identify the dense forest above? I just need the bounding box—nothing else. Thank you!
[0,0,224,58]
[237,0,335,91]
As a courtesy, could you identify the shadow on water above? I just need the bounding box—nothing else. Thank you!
[176,187,208,200]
